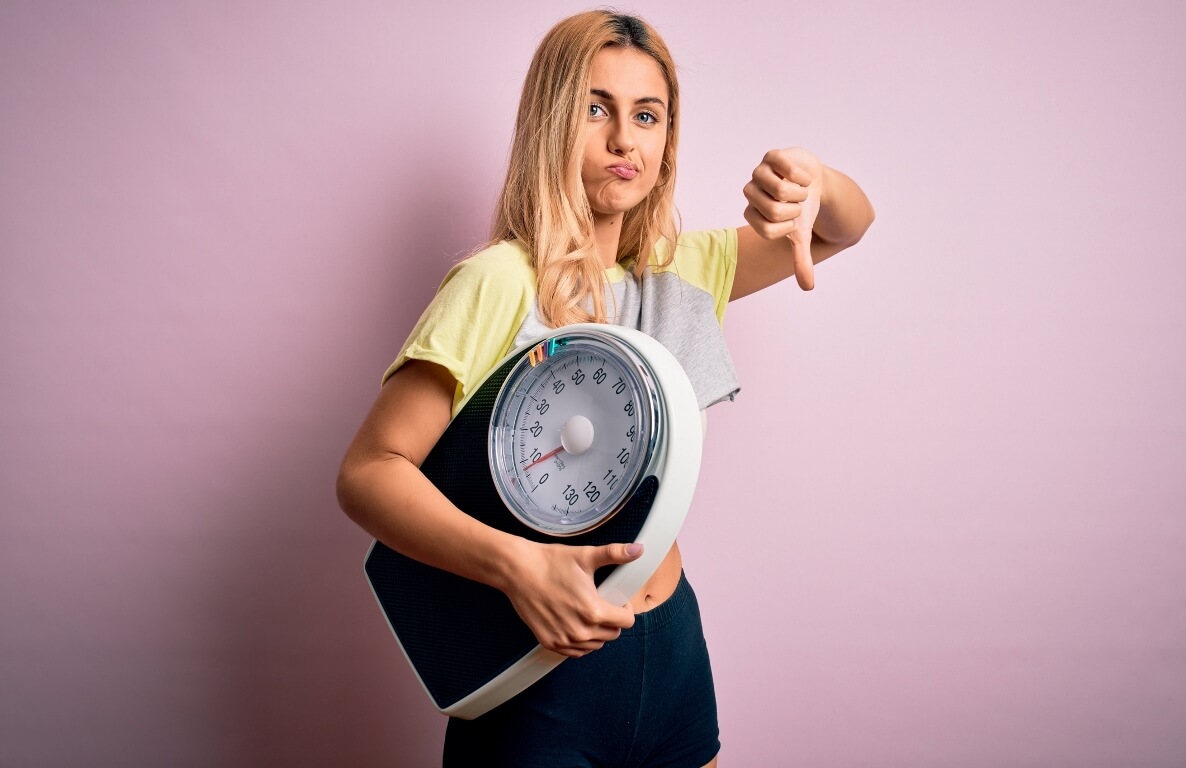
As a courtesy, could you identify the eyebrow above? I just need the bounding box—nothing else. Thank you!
[590,88,667,111]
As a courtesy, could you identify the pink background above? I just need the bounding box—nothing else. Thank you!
[2,2,1184,766]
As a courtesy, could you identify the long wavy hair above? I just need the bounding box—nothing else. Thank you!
[488,10,680,327]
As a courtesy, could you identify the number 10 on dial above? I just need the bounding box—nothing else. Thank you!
[489,329,662,536]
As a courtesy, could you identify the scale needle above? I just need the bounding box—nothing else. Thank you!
[523,446,564,470]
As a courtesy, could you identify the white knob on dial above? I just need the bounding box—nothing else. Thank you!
[560,414,595,455]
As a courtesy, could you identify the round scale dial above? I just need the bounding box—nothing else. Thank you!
[489,330,662,535]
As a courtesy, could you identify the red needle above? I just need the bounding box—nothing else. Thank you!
[523,445,564,470]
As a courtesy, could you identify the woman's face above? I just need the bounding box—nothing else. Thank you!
[580,46,670,220]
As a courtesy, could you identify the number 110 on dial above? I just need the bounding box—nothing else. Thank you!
[489,331,662,536]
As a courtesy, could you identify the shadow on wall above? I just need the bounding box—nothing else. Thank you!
[206,146,493,767]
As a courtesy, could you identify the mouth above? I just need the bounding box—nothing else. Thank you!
[607,163,638,180]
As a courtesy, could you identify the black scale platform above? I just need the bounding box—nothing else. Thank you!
[364,354,659,712]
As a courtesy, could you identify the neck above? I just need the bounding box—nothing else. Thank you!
[592,211,623,268]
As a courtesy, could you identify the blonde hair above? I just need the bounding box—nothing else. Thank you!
[488,10,680,327]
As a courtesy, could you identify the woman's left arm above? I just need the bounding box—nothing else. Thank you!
[732,147,875,300]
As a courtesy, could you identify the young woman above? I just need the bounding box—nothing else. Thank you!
[338,10,873,767]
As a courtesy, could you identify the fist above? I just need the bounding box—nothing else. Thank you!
[743,147,823,290]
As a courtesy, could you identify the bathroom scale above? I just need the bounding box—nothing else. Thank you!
[364,324,702,719]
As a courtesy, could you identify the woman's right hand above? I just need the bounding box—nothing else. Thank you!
[500,539,644,657]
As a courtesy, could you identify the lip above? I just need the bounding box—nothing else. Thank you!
[607,163,638,180]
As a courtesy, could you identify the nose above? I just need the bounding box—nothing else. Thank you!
[608,116,634,156]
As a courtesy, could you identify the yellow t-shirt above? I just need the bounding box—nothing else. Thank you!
[385,229,739,415]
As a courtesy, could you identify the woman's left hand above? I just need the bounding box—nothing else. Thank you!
[742,147,823,291]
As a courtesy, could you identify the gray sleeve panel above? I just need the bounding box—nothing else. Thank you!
[634,272,740,409]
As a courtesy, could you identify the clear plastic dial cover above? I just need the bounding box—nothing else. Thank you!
[489,330,661,535]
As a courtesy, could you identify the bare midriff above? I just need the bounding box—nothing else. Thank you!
[629,541,683,612]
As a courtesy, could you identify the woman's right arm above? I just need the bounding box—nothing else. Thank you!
[336,358,641,657]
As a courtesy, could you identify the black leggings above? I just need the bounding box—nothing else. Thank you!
[443,571,720,768]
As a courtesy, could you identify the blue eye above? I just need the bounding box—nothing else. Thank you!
[637,112,658,125]
[589,103,606,117]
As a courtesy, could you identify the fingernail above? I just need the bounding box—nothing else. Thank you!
[626,543,643,557]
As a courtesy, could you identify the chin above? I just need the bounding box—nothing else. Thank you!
[592,196,649,218]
